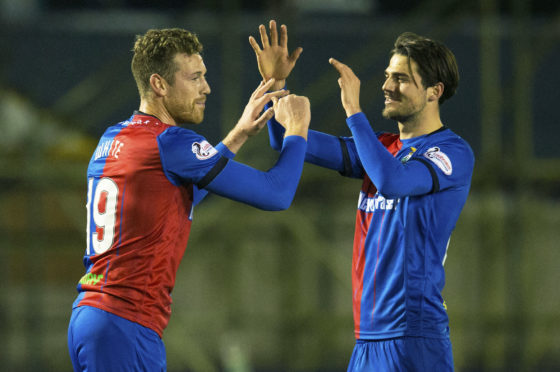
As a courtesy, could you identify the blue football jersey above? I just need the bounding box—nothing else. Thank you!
[345,114,474,340]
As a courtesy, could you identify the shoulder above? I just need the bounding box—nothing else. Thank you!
[158,126,221,163]
[433,128,471,147]
[419,129,474,178]
[425,129,473,159]
[157,126,211,153]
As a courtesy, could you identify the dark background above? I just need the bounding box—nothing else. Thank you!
[0,0,559,371]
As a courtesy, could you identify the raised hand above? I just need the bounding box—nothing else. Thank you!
[223,79,289,153]
[249,20,303,91]
[271,94,311,140]
[238,78,289,136]
[329,58,362,117]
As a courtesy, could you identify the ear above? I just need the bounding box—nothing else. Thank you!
[149,74,168,97]
[427,82,444,103]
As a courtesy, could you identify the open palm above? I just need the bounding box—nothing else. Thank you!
[249,20,302,86]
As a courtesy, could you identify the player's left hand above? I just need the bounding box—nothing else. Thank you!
[329,58,362,117]
[271,94,311,140]
[249,20,303,91]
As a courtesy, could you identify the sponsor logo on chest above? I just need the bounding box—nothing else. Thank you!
[357,191,400,213]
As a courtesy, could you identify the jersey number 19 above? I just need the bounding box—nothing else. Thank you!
[86,177,119,255]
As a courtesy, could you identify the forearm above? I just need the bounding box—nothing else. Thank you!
[268,113,348,172]
[347,113,432,197]
[304,130,346,171]
[220,126,249,154]
[206,135,307,211]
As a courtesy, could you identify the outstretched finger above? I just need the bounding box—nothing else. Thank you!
[253,78,276,98]
[279,24,288,48]
[248,36,262,54]
[257,89,289,108]
[329,58,347,75]
[250,79,267,99]
[259,24,270,47]
[262,89,289,103]
[269,20,278,46]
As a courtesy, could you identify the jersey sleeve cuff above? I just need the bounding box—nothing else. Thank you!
[282,134,307,149]
[346,112,369,130]
[215,142,236,159]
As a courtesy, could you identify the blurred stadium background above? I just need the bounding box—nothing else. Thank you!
[1,0,559,371]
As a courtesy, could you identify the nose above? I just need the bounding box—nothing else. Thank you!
[382,77,395,93]
[202,77,211,95]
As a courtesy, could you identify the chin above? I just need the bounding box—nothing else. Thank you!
[382,108,396,120]
[190,111,204,124]
[383,110,409,123]
[383,105,416,121]
[177,114,204,126]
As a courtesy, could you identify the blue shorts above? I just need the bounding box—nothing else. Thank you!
[347,336,454,372]
[67,306,166,372]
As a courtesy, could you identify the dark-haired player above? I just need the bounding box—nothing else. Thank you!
[252,21,474,371]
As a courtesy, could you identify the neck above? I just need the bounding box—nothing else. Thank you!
[138,98,176,126]
[398,119,443,139]
[397,106,442,139]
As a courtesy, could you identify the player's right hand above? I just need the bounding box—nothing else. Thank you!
[272,94,310,140]
[329,58,362,117]
[236,78,289,138]
[249,20,303,91]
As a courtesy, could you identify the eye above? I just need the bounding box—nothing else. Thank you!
[190,72,205,81]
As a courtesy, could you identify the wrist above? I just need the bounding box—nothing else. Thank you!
[284,126,308,140]
[222,125,249,154]
[271,79,286,91]
[345,107,362,117]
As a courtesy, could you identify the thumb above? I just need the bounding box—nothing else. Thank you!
[289,47,303,63]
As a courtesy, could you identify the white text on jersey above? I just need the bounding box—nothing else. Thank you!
[357,191,400,213]
[94,139,125,161]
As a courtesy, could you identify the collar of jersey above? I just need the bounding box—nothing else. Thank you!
[131,110,163,124]
[400,126,448,147]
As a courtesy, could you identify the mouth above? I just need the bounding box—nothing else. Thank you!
[384,95,400,104]
[384,98,402,107]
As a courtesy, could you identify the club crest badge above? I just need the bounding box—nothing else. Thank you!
[401,147,417,163]
[423,147,452,175]
[192,141,218,160]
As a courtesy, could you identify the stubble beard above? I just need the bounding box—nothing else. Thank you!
[173,103,204,126]
[382,99,426,124]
